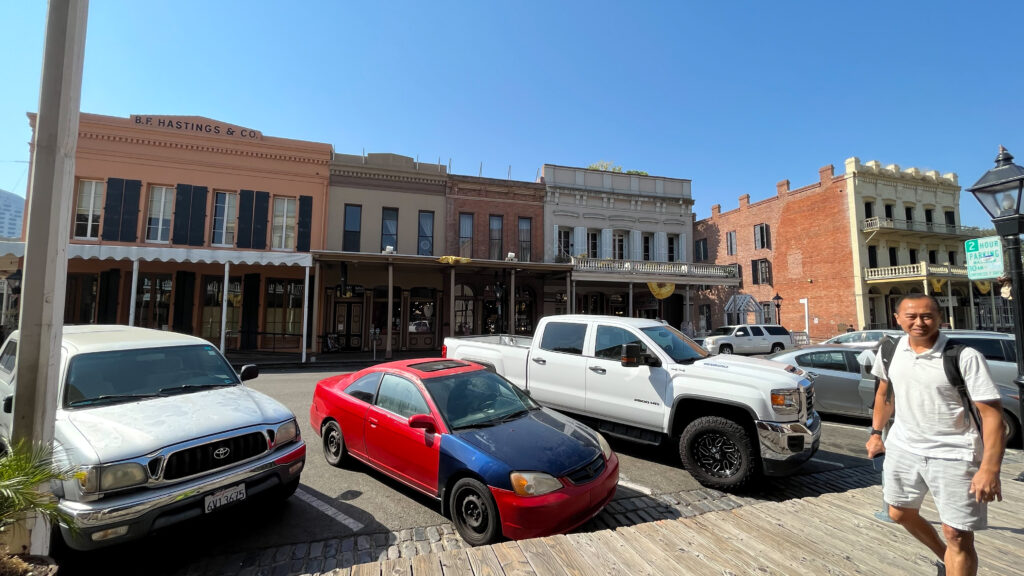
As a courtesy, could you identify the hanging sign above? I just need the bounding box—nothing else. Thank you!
[965,236,1004,280]
[647,282,675,300]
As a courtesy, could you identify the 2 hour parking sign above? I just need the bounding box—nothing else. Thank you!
[965,236,1004,280]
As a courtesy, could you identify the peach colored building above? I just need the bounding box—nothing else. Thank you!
[6,113,332,353]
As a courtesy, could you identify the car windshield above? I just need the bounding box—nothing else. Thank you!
[709,326,734,336]
[423,369,539,430]
[64,344,240,408]
[640,325,709,363]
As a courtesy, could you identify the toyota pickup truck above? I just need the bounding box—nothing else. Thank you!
[443,315,820,490]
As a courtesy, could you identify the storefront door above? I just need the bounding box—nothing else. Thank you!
[333,301,363,351]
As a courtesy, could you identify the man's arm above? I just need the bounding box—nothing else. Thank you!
[866,378,894,458]
[970,399,1005,502]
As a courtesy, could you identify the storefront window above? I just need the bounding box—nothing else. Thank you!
[455,284,474,335]
[65,274,98,325]
[265,278,304,348]
[135,273,173,330]
[371,286,401,335]
[408,288,436,334]
[514,287,534,334]
[201,276,241,339]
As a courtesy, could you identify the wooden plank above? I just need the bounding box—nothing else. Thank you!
[517,537,569,576]
[352,562,383,576]
[383,556,412,576]
[439,549,474,576]
[537,535,597,576]
[643,519,785,576]
[564,531,634,576]
[676,512,819,576]
[465,545,507,576]
[587,530,660,576]
[412,553,445,576]
[612,523,715,576]
[492,541,537,576]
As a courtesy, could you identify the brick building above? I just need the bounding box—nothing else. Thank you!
[694,158,980,341]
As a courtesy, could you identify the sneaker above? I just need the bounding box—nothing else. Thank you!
[873,509,895,523]
[935,560,946,576]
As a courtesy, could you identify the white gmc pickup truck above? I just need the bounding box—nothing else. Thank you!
[443,315,820,490]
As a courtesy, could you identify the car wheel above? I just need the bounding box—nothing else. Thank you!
[449,478,501,546]
[1003,410,1021,448]
[719,345,733,355]
[679,416,756,490]
[322,420,346,467]
[770,343,784,353]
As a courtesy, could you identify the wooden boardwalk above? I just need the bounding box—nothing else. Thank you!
[344,470,1024,576]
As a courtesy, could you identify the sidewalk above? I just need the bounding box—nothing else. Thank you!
[224,349,437,371]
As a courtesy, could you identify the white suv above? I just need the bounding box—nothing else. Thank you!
[703,324,794,355]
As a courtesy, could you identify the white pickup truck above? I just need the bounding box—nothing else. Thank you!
[443,315,820,490]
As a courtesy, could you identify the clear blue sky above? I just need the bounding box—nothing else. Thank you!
[2,1,1023,228]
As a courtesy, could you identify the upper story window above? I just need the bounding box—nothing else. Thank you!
[343,204,361,252]
[888,247,898,266]
[929,250,938,264]
[272,197,297,250]
[612,231,626,260]
[417,211,434,256]
[642,234,653,261]
[557,227,572,262]
[751,258,772,285]
[489,216,503,260]
[726,231,737,256]
[210,191,237,247]
[587,231,600,258]
[517,217,531,262]
[867,245,878,268]
[884,204,894,219]
[754,223,771,250]
[694,238,708,262]
[944,210,956,229]
[146,185,174,243]
[75,180,105,239]
[909,249,918,264]
[668,235,677,262]
[905,206,914,222]
[458,213,473,257]
[924,208,934,225]
[381,207,398,251]
[864,201,874,219]
[948,251,957,265]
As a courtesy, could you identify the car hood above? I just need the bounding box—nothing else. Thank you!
[58,386,294,464]
[452,408,602,477]
[684,354,808,388]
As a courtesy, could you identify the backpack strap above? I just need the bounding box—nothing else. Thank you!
[943,341,983,432]
[875,335,898,404]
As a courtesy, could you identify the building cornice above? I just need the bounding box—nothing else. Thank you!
[78,130,331,166]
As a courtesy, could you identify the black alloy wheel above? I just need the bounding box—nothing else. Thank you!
[679,415,756,490]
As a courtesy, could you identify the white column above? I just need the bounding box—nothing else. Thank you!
[311,262,320,353]
[386,262,393,359]
[219,262,229,353]
[449,267,455,337]
[128,259,139,326]
[551,224,560,262]
[13,0,88,556]
[301,265,309,363]
[946,289,954,329]
[565,273,570,312]
[509,268,516,333]
[968,281,975,329]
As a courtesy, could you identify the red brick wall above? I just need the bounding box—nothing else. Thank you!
[695,166,857,340]
[446,177,546,262]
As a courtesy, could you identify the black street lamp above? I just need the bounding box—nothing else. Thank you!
[967,146,1024,478]
[772,292,783,325]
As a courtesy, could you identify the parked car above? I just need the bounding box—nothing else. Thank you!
[702,324,794,355]
[0,325,306,550]
[822,329,903,349]
[443,315,819,490]
[309,358,618,545]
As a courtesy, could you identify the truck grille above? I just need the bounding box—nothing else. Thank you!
[565,455,605,485]
[162,432,268,481]
[804,385,815,413]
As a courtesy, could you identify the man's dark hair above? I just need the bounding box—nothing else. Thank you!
[894,293,942,314]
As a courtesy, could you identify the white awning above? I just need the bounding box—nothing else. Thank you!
[0,241,311,267]
[723,294,762,321]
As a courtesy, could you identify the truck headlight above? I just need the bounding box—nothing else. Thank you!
[510,471,563,497]
[79,463,148,493]
[770,388,801,416]
[275,420,299,446]
[597,433,613,460]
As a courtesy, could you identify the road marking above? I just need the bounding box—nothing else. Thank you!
[294,487,364,532]
[821,421,871,432]
[617,478,653,495]
[810,457,845,468]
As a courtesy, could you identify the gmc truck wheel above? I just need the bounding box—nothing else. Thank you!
[679,416,756,490]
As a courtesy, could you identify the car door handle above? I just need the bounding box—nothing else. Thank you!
[532,357,546,365]
[368,417,378,428]
[589,366,606,375]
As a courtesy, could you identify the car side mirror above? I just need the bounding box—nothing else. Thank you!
[239,364,259,382]
[2,396,11,413]
[408,413,437,433]
[621,343,642,367]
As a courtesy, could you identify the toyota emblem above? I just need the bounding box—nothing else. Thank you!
[213,447,230,460]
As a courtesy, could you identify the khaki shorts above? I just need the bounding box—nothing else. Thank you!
[882,443,986,532]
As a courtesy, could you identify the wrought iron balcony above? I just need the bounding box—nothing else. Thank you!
[861,217,981,237]
[571,256,739,279]
[863,262,968,281]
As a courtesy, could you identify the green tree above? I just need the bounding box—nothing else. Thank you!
[587,161,623,173]
[0,441,78,536]
[625,169,649,176]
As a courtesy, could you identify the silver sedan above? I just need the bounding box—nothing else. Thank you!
[766,345,875,418]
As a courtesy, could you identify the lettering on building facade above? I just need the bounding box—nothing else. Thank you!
[130,115,263,140]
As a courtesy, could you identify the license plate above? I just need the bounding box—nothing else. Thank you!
[204,483,246,513]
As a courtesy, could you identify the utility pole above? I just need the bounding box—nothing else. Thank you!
[12,0,89,555]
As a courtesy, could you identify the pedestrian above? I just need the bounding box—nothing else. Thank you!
[865,294,1005,576]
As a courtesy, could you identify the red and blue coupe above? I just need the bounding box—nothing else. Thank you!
[309,359,618,545]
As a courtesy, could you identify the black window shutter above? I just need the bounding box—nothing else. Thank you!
[767,260,773,285]
[101,178,125,241]
[751,260,758,284]
[297,195,313,252]
[251,191,269,250]
[765,224,771,249]
[119,180,141,242]
[172,184,193,245]
[188,186,208,246]
[237,190,254,249]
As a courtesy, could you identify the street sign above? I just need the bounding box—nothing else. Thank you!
[965,236,1004,280]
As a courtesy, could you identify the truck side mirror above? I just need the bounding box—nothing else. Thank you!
[2,395,11,414]
[621,343,641,367]
[239,364,259,382]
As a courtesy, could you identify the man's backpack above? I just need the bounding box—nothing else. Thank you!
[875,335,982,431]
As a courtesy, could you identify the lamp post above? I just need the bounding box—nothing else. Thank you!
[967,146,1024,480]
[772,292,783,325]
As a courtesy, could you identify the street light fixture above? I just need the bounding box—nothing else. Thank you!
[772,292,783,325]
[967,146,1024,480]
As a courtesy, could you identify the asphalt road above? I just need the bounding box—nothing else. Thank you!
[52,367,903,575]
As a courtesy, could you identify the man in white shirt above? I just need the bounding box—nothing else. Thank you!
[866,295,1005,576]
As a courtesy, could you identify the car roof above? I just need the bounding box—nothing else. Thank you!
[369,358,484,380]
[8,325,212,356]
[544,315,667,328]
[944,330,1014,339]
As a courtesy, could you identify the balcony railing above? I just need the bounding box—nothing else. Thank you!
[571,257,739,278]
[862,217,981,236]
[863,262,968,281]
